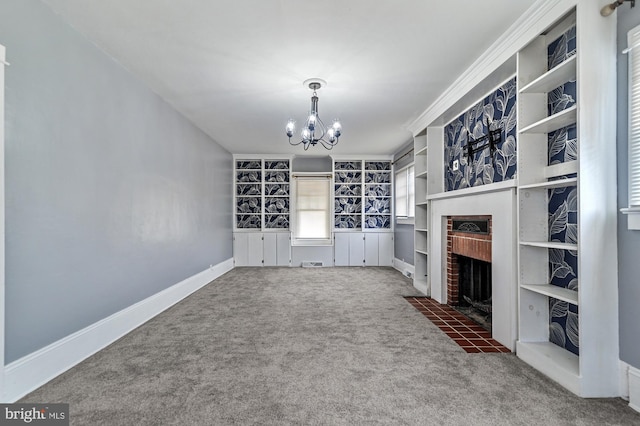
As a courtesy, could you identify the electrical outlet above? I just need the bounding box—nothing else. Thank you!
[452,159,459,171]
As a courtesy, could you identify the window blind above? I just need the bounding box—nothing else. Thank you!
[291,174,332,245]
[395,169,408,217]
[629,24,640,207]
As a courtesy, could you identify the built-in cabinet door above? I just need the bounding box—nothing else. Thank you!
[334,233,350,266]
[233,233,249,266]
[364,233,379,266]
[349,233,365,266]
[276,232,291,266]
[234,232,263,266]
[237,232,290,267]
[263,233,277,266]
[247,233,264,266]
[378,233,394,266]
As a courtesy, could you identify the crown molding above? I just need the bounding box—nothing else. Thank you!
[407,0,577,136]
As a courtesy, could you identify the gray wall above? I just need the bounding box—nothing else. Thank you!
[617,6,640,370]
[292,155,332,173]
[1,0,232,363]
[393,141,414,265]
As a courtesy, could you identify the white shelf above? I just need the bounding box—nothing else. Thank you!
[415,146,427,156]
[521,284,579,305]
[416,170,428,178]
[415,249,428,256]
[519,105,577,134]
[520,241,578,250]
[519,55,577,94]
[519,177,577,190]
[416,201,429,206]
[544,161,578,179]
[415,228,428,232]
[516,341,580,396]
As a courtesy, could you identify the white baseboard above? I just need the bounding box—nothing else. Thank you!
[2,258,234,402]
[393,258,415,278]
[629,363,640,413]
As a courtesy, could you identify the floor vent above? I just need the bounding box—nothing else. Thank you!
[302,261,323,267]
[404,271,413,278]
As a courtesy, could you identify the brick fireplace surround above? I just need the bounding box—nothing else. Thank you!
[446,216,492,306]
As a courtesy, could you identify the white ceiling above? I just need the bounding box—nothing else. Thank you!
[42,0,537,156]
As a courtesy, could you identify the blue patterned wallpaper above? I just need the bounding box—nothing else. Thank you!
[547,26,579,356]
[235,159,290,229]
[333,160,391,229]
[444,77,517,191]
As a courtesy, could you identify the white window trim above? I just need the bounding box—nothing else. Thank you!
[622,24,640,230]
[290,172,333,246]
[395,163,415,225]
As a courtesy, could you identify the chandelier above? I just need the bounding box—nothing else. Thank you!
[286,78,342,150]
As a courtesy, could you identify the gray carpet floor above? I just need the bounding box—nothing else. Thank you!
[21,267,640,425]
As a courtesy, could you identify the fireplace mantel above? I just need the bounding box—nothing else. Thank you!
[430,187,517,350]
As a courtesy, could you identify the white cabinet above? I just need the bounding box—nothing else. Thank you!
[349,233,365,266]
[235,232,290,267]
[335,232,392,266]
[263,232,291,267]
[364,235,377,266]
[364,233,394,266]
[334,232,364,266]
[233,232,263,267]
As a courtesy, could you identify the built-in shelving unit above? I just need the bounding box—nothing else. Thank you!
[333,159,392,231]
[234,157,290,230]
[233,156,292,267]
[515,6,618,397]
[235,159,263,229]
[413,133,429,293]
[364,161,392,229]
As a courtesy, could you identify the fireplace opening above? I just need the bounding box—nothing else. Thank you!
[454,255,492,332]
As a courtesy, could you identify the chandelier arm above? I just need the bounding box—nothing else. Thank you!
[289,138,305,147]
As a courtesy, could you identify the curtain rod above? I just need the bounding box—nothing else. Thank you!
[391,148,414,165]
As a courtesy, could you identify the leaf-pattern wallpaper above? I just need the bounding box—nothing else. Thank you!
[444,77,517,191]
[365,197,391,214]
[333,161,391,229]
[335,197,362,214]
[264,171,288,183]
[237,184,261,196]
[265,215,289,229]
[236,160,261,170]
[235,159,290,229]
[365,185,391,197]
[264,160,289,170]
[265,184,289,196]
[335,215,361,229]
[365,215,391,229]
[335,161,360,171]
[236,197,261,213]
[236,215,261,229]
[335,184,362,197]
[365,161,391,171]
[365,172,391,184]
[546,25,579,357]
[335,171,362,184]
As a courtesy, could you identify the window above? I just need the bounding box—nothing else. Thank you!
[291,174,332,245]
[395,164,415,224]
[623,24,640,230]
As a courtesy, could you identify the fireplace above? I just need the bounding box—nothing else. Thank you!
[429,188,516,350]
[447,216,492,331]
